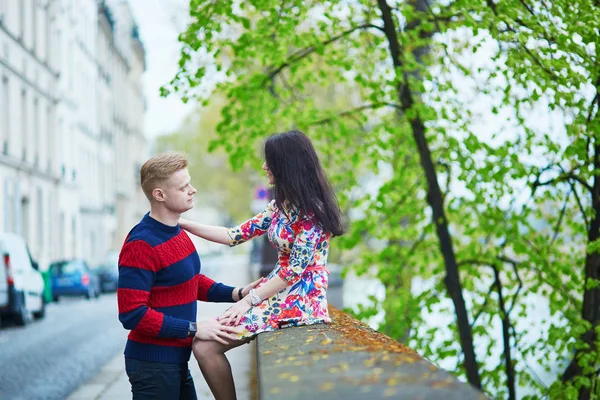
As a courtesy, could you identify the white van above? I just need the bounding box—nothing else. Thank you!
[0,233,45,326]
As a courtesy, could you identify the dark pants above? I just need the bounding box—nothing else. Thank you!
[125,358,197,400]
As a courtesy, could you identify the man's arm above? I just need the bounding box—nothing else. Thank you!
[198,275,263,303]
[198,274,235,303]
[117,239,190,339]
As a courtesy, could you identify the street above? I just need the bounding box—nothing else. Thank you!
[0,252,255,400]
[0,254,255,400]
[0,294,124,400]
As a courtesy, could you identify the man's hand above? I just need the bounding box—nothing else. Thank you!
[195,319,242,345]
[241,277,264,298]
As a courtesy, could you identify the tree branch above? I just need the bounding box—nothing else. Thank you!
[263,23,383,84]
[492,263,517,400]
[517,0,536,16]
[571,183,590,230]
[550,189,572,245]
[309,102,401,126]
[456,256,518,398]
[437,160,452,204]
[485,0,558,79]
[470,282,495,328]
[497,255,524,317]
[533,168,594,194]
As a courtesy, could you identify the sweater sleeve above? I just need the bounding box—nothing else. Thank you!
[226,200,275,247]
[117,240,190,339]
[198,274,235,303]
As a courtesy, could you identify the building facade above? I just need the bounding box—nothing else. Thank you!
[0,0,147,269]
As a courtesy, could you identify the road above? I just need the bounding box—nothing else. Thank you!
[0,294,124,400]
[0,251,341,400]
[0,252,256,400]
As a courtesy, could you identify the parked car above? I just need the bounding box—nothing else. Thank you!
[49,259,100,301]
[96,251,119,293]
[0,233,46,326]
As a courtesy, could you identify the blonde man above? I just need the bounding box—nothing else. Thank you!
[117,152,258,399]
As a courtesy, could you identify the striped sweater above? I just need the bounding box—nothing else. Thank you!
[117,213,234,364]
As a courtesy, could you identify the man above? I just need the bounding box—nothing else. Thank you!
[117,152,258,399]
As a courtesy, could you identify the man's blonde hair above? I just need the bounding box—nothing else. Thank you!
[140,152,188,202]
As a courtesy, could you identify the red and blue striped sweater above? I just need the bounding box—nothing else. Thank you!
[117,213,234,364]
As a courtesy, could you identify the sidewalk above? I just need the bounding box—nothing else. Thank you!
[67,253,256,400]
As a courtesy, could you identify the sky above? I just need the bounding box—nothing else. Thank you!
[127,0,193,141]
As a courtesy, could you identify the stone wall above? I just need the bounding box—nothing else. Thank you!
[255,307,488,400]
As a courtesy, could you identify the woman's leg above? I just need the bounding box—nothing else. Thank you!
[192,338,250,400]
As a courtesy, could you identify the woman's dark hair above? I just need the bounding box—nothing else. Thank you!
[264,130,344,236]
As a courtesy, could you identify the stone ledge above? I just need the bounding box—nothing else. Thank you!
[256,307,488,400]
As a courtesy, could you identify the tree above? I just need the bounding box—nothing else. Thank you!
[165,0,599,398]
[448,1,600,398]
[155,96,257,223]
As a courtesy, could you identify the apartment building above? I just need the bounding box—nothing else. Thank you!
[0,0,147,269]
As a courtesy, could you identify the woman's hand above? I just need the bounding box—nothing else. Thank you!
[195,318,242,345]
[219,297,252,327]
[176,218,231,245]
[178,217,191,231]
[242,277,264,298]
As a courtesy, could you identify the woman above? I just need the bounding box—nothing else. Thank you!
[179,130,344,400]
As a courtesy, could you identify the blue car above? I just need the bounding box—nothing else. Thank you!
[96,261,119,293]
[50,259,100,301]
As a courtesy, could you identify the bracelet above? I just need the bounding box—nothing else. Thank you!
[237,287,243,301]
[249,289,261,306]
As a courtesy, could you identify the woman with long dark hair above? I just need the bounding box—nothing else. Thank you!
[179,130,343,400]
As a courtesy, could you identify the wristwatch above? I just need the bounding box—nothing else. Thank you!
[188,321,197,338]
[249,289,261,306]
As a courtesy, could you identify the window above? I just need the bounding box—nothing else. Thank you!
[68,41,73,90]
[49,260,80,276]
[33,97,39,165]
[47,194,53,259]
[21,196,30,242]
[21,89,27,161]
[47,105,52,171]
[19,0,24,39]
[31,0,36,53]
[44,6,50,63]
[4,179,13,232]
[37,187,43,248]
[71,216,76,257]
[58,212,65,256]
[1,76,8,154]
[54,29,61,72]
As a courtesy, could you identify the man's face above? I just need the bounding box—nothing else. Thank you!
[157,168,197,214]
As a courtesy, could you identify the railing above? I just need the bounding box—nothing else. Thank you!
[255,307,488,400]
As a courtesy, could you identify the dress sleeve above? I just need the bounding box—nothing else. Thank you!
[226,200,276,247]
[277,216,323,286]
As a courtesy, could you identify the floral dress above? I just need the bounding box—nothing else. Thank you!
[226,200,332,339]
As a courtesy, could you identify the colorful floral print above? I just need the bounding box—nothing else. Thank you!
[226,200,332,339]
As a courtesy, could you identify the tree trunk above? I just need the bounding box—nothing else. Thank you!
[562,137,600,400]
[376,0,482,389]
[492,265,516,400]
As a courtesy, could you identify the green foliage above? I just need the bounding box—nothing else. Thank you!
[166,0,600,398]
[155,96,257,223]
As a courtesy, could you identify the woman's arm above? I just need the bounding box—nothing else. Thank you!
[252,275,287,300]
[178,218,229,245]
[220,275,287,325]
[181,200,276,247]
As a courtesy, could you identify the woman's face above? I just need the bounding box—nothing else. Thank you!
[262,161,275,185]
